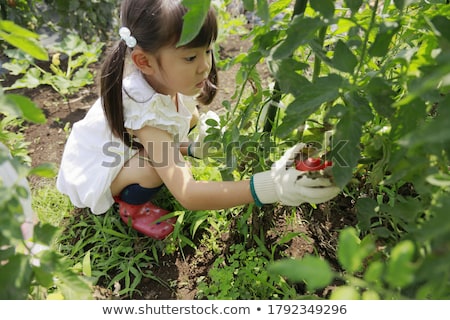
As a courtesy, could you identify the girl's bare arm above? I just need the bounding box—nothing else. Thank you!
[135,125,254,210]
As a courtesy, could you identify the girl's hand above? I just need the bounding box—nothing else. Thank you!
[188,110,220,159]
[251,143,340,206]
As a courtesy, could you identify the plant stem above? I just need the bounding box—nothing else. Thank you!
[263,0,308,134]
[353,0,379,80]
[312,26,327,83]
[66,54,72,77]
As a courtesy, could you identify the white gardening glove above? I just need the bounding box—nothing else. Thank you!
[250,143,340,206]
[188,110,221,159]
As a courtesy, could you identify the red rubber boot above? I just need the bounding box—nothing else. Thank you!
[113,196,176,240]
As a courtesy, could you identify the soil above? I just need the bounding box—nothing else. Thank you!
[10,34,356,299]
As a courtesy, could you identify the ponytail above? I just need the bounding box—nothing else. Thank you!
[100,41,140,149]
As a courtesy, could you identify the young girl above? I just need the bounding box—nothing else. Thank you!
[57,0,340,240]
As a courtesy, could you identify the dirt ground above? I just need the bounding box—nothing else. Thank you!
[14,35,356,299]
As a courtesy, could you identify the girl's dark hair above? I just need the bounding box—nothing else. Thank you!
[101,0,218,148]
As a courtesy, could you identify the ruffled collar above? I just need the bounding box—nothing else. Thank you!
[123,71,193,114]
[122,71,193,139]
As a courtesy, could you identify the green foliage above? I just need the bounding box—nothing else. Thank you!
[0,115,32,165]
[0,19,48,60]
[178,0,212,47]
[32,185,74,227]
[269,226,441,299]
[56,168,227,298]
[197,243,297,299]
[3,33,103,97]
[269,255,333,292]
[189,0,450,299]
[0,0,119,41]
[44,0,119,41]
[57,208,164,297]
[0,20,92,300]
[0,135,92,300]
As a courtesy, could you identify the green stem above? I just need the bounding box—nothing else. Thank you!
[230,63,257,120]
[353,0,379,80]
[312,26,327,83]
[262,81,281,132]
[263,0,308,134]
[66,55,72,78]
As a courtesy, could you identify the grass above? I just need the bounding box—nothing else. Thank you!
[28,162,234,298]
[31,181,74,227]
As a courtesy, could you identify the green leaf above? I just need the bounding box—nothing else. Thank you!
[277,74,342,137]
[0,29,48,61]
[178,234,197,249]
[0,95,22,118]
[290,74,342,113]
[177,0,211,47]
[0,254,33,299]
[366,77,395,118]
[243,0,255,11]
[372,226,392,238]
[368,21,400,57]
[269,0,291,17]
[331,40,358,73]
[0,20,39,39]
[33,262,54,288]
[55,267,92,299]
[426,172,450,187]
[332,116,361,187]
[276,74,342,137]
[345,0,363,13]
[337,228,361,273]
[268,256,333,291]
[395,55,450,107]
[6,67,42,90]
[53,34,87,57]
[29,163,57,178]
[33,223,59,245]
[5,94,46,123]
[431,15,450,43]
[277,232,303,246]
[364,260,384,284]
[269,58,309,96]
[330,285,360,299]
[102,228,130,238]
[413,192,450,243]
[398,95,450,147]
[356,197,377,232]
[393,0,417,10]
[82,251,92,277]
[1,60,30,75]
[256,0,270,23]
[272,16,324,59]
[310,0,335,19]
[385,240,416,288]
[389,197,423,225]
[362,290,380,300]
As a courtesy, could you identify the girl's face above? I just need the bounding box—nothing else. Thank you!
[144,44,213,99]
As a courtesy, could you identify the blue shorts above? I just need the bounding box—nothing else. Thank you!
[119,183,163,205]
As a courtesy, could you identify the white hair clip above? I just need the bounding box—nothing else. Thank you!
[119,27,137,48]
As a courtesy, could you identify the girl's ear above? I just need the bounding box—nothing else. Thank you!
[131,47,155,75]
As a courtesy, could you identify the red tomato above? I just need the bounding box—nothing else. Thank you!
[295,158,332,171]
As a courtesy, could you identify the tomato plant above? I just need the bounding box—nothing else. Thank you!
[182,0,450,299]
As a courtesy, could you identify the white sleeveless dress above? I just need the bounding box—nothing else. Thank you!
[57,71,196,214]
